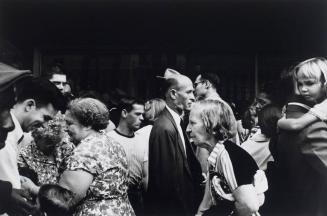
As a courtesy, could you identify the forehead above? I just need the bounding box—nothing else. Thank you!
[50,74,67,82]
[65,110,77,121]
[38,103,57,117]
[131,104,144,112]
[189,107,202,120]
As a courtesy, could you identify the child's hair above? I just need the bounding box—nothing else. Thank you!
[38,184,74,216]
[294,57,327,84]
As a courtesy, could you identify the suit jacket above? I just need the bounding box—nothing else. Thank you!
[145,108,202,216]
[276,103,327,216]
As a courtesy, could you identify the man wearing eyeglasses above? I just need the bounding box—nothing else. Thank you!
[194,73,222,101]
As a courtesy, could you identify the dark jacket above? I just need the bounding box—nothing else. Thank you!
[276,103,327,216]
[145,108,202,216]
[0,180,12,214]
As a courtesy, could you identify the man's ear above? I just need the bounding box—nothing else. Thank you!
[204,80,211,89]
[121,109,128,119]
[170,89,177,100]
[23,99,37,112]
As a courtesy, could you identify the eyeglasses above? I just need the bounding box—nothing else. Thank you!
[193,80,205,88]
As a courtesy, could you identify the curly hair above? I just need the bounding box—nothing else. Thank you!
[192,100,237,141]
[32,113,66,147]
[67,97,109,131]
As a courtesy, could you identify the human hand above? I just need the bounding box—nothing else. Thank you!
[7,188,38,216]
[20,176,40,195]
[212,176,234,201]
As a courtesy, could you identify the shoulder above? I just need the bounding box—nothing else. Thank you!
[224,140,258,185]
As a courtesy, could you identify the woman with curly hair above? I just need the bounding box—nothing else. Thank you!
[23,98,134,215]
[18,113,74,185]
[187,100,267,216]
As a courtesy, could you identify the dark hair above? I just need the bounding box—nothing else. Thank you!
[15,77,66,112]
[67,98,109,131]
[117,96,144,114]
[38,184,74,216]
[42,64,67,81]
[258,104,282,138]
[200,73,220,90]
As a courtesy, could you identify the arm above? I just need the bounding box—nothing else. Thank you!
[142,160,148,191]
[59,170,93,203]
[233,184,259,216]
[301,123,327,179]
[278,113,318,131]
[0,180,37,215]
[196,177,212,216]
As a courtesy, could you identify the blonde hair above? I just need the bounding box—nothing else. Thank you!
[192,100,237,141]
[145,98,166,121]
[294,57,327,84]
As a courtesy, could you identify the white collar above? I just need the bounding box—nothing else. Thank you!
[10,110,23,137]
[166,105,182,126]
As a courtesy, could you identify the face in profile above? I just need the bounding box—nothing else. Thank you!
[50,74,67,94]
[22,103,57,132]
[186,107,210,148]
[65,111,86,144]
[175,77,195,112]
[194,75,206,100]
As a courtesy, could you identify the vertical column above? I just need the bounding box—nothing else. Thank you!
[33,48,42,76]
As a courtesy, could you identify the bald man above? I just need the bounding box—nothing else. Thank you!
[145,73,202,216]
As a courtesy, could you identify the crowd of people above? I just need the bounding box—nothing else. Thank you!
[0,57,326,216]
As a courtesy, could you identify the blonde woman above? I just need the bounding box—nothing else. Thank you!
[187,100,266,216]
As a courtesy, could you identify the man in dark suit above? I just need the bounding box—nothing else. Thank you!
[145,72,203,216]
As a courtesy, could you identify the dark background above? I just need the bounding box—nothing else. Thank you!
[1,0,327,109]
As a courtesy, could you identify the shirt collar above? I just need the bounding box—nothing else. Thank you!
[166,105,182,126]
[10,110,24,139]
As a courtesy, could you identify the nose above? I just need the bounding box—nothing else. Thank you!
[140,114,144,121]
[190,93,195,101]
[186,123,191,133]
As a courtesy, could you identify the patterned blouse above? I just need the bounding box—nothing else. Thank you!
[18,137,75,185]
[65,132,135,216]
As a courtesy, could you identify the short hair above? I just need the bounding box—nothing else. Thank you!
[258,104,282,138]
[144,98,166,121]
[67,97,109,131]
[15,77,66,112]
[294,57,327,84]
[199,73,220,90]
[42,64,67,80]
[192,100,237,141]
[117,96,144,114]
[38,184,74,216]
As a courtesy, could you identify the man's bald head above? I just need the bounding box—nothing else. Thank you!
[164,74,195,114]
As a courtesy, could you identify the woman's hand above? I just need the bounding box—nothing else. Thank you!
[212,176,235,201]
[20,176,40,195]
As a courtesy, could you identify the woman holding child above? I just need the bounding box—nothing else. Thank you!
[187,100,267,216]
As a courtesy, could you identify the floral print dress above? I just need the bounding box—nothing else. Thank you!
[18,137,75,184]
[65,132,135,216]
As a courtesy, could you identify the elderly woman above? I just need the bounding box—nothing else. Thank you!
[187,100,266,216]
[22,98,134,215]
[60,97,134,215]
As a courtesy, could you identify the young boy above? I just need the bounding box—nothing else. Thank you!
[38,184,74,216]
